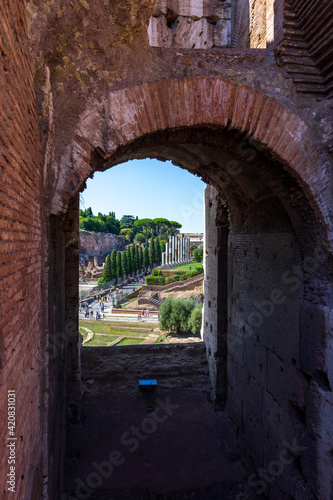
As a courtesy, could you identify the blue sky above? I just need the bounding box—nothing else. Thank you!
[80,159,206,233]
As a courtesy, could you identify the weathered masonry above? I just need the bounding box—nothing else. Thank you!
[1,0,333,499]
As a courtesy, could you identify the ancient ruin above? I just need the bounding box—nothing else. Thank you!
[1,0,333,498]
[161,235,191,267]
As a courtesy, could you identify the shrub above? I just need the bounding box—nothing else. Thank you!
[175,270,187,276]
[145,276,165,285]
[165,276,173,285]
[97,277,105,286]
[188,304,203,335]
[172,275,180,282]
[151,268,163,277]
[159,298,196,334]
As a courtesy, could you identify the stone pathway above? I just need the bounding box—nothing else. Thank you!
[106,336,125,346]
[141,332,160,344]
[80,326,94,344]
[65,387,244,499]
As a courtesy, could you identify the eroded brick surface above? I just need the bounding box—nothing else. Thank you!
[1,1,333,499]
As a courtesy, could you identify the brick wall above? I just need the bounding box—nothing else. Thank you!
[226,230,311,498]
[292,0,333,97]
[0,1,45,498]
[203,185,228,401]
[231,0,250,47]
[233,0,282,48]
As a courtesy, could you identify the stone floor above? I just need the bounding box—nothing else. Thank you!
[65,387,244,499]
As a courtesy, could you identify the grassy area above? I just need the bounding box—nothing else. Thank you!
[169,262,203,272]
[116,338,144,346]
[79,320,155,334]
[83,335,119,347]
[99,330,149,337]
[79,328,89,341]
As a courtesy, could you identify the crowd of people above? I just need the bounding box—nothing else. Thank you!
[137,308,150,321]
[79,274,148,321]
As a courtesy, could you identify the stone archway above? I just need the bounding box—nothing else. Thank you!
[52,77,332,243]
[49,77,333,499]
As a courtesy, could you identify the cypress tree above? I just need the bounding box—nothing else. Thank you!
[111,249,117,279]
[138,246,143,270]
[131,244,138,274]
[155,238,162,265]
[135,244,139,272]
[116,250,123,279]
[126,246,132,274]
[102,253,112,283]
[149,237,155,267]
[121,251,128,276]
[143,245,149,270]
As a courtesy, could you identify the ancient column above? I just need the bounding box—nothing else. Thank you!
[172,236,176,265]
[174,237,178,264]
[165,242,169,266]
[168,236,172,265]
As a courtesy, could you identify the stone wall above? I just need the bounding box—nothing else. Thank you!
[202,186,333,498]
[81,343,211,394]
[0,1,46,498]
[202,185,229,402]
[226,230,310,498]
[148,0,232,48]
[79,230,125,257]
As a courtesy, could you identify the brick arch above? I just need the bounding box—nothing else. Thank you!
[52,76,331,244]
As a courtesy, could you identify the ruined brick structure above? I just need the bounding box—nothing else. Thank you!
[1,0,333,498]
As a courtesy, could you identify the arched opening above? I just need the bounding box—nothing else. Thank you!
[47,78,332,499]
[78,158,206,345]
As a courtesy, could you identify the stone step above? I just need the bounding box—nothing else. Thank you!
[293,74,325,84]
[295,84,326,94]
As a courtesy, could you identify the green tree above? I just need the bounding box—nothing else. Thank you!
[168,220,182,236]
[149,237,156,267]
[159,298,173,331]
[111,249,117,279]
[159,298,195,334]
[126,246,132,274]
[134,218,154,244]
[120,228,135,243]
[138,246,143,270]
[134,232,145,244]
[131,244,138,274]
[160,238,166,254]
[120,215,136,227]
[192,246,203,262]
[188,304,203,335]
[121,251,128,276]
[143,245,149,270]
[155,238,162,265]
[153,218,169,236]
[102,253,113,283]
[116,250,123,278]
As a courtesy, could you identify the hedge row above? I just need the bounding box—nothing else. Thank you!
[145,266,203,286]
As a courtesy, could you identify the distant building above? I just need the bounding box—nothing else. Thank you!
[179,233,204,248]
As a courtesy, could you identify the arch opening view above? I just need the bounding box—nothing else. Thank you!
[2,2,333,495]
